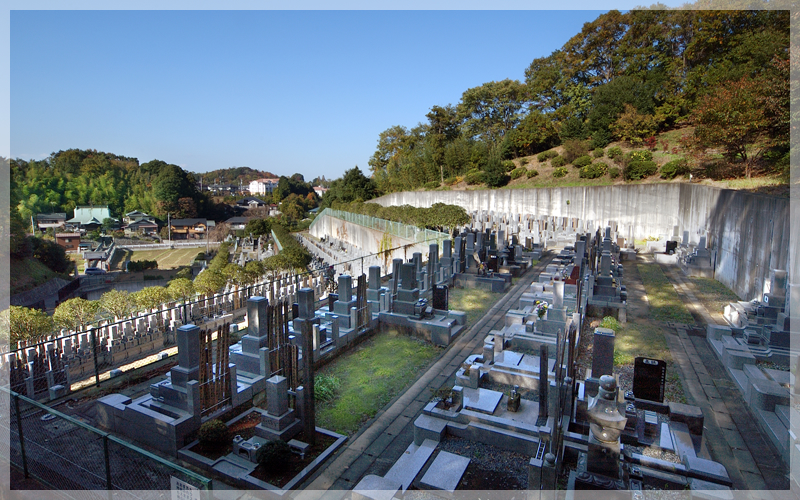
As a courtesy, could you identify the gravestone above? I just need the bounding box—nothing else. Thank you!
[432,285,449,310]
[633,357,666,403]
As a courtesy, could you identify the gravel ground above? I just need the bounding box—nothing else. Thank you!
[436,435,530,490]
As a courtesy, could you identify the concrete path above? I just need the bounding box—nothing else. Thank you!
[633,255,790,494]
[285,257,553,500]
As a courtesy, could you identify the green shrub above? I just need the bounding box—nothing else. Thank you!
[315,373,341,402]
[600,316,622,333]
[553,167,568,178]
[659,158,690,179]
[527,169,539,178]
[198,419,229,448]
[572,155,592,168]
[510,168,527,180]
[607,146,623,161]
[562,139,590,163]
[624,150,653,165]
[609,167,620,179]
[444,176,458,186]
[520,158,529,166]
[551,155,566,168]
[537,150,558,163]
[579,162,608,179]
[502,160,516,172]
[624,160,658,180]
[255,439,292,472]
[422,181,439,190]
[465,170,485,185]
[592,148,605,158]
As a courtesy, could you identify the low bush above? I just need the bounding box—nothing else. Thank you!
[256,439,292,472]
[502,160,516,172]
[624,160,658,180]
[592,148,605,158]
[600,316,622,333]
[510,168,527,180]
[624,150,653,165]
[527,169,539,178]
[607,146,623,162]
[659,158,690,179]
[520,158,529,166]
[572,155,592,168]
[127,259,158,273]
[609,166,620,179]
[579,162,608,179]
[198,419,229,448]
[422,181,439,190]
[315,373,341,402]
[464,170,485,185]
[562,139,590,163]
[444,176,458,186]
[553,167,568,178]
[551,155,566,168]
[537,150,559,163]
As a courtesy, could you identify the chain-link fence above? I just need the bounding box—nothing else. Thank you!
[2,386,211,498]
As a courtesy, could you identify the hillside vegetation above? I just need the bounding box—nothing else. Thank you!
[367,9,789,195]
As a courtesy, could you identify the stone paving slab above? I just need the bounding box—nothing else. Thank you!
[462,387,503,414]
[419,451,470,492]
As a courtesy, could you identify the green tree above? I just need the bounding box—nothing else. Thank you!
[483,150,510,188]
[324,167,378,207]
[167,278,196,302]
[610,104,658,145]
[132,286,171,312]
[8,306,54,344]
[53,298,100,332]
[194,269,227,297]
[457,79,530,146]
[99,290,134,320]
[504,111,560,157]
[244,218,272,237]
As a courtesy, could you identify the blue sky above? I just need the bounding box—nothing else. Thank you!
[7,4,687,181]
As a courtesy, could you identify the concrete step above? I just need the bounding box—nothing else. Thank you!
[419,451,470,493]
[384,438,437,493]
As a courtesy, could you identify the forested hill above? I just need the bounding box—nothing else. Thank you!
[368,8,789,192]
[10,149,233,222]
[196,167,277,187]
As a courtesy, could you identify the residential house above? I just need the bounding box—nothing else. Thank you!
[122,211,160,236]
[67,206,115,232]
[224,216,252,231]
[55,233,81,252]
[169,218,209,240]
[248,178,279,196]
[313,186,328,198]
[35,213,67,232]
[236,197,267,209]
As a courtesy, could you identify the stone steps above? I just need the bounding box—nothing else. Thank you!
[384,438,437,493]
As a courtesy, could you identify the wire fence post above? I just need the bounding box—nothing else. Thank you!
[103,434,113,493]
[14,393,28,478]
[90,326,100,387]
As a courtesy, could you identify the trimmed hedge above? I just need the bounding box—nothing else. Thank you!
[553,167,568,178]
[551,155,566,168]
[510,168,527,180]
[465,170,485,185]
[256,439,292,472]
[527,169,539,178]
[422,181,439,190]
[579,162,608,179]
[660,158,690,179]
[607,146,623,161]
[572,155,592,168]
[609,167,620,179]
[624,160,658,180]
[198,419,229,448]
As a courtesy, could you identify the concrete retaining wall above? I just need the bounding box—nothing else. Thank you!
[372,184,793,301]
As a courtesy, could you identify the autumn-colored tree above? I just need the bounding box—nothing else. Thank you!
[99,289,134,320]
[611,104,658,146]
[53,298,100,332]
[7,306,54,344]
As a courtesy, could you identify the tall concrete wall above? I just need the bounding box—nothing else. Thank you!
[372,184,792,301]
[308,213,437,264]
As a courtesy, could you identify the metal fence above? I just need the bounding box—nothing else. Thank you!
[1,386,212,498]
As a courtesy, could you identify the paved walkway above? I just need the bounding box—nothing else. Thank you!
[283,257,553,500]
[633,255,790,494]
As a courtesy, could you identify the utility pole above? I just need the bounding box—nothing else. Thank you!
[168,213,171,244]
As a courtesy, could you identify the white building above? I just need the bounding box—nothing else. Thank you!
[248,178,280,196]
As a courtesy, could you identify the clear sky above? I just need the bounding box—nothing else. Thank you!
[7,4,685,182]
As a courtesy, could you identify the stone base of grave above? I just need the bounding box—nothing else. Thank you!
[254,408,302,442]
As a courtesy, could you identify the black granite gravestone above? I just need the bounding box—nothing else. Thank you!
[633,357,666,402]
[432,285,449,310]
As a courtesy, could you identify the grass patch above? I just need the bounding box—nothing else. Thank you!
[314,329,441,435]
[708,175,787,193]
[10,257,71,296]
[448,287,505,326]
[124,247,201,269]
[637,263,694,323]
[688,277,741,316]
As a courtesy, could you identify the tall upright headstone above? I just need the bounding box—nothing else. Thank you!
[298,288,316,445]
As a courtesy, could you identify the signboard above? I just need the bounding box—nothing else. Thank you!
[633,357,666,403]
[171,476,200,500]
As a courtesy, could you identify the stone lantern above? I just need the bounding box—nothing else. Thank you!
[586,374,627,479]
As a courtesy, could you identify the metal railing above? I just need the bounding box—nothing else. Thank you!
[2,386,212,497]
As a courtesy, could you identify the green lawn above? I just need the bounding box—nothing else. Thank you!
[314,329,441,435]
[637,263,694,323]
[448,287,506,326]
[688,276,741,316]
[113,247,202,270]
